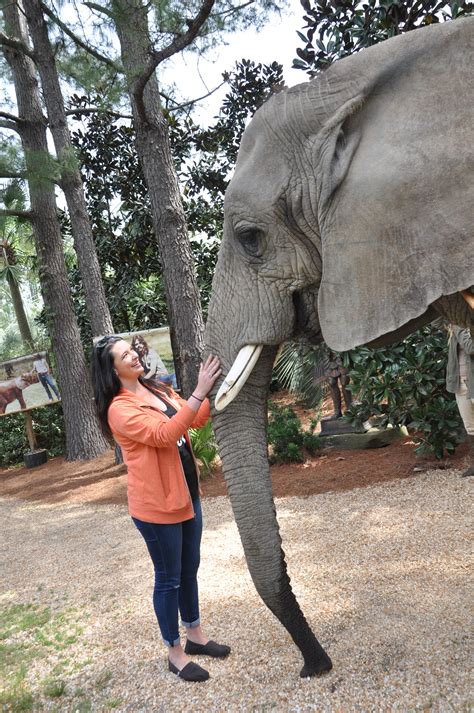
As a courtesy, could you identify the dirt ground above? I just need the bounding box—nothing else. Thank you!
[0,392,468,505]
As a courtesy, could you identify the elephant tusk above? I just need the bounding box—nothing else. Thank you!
[215,344,263,411]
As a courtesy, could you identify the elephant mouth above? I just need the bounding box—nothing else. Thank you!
[214,290,323,411]
[215,344,263,411]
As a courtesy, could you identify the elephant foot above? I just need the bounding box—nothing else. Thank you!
[299,651,333,678]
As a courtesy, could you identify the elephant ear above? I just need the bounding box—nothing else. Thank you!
[317,189,474,352]
[313,32,474,352]
[318,245,472,354]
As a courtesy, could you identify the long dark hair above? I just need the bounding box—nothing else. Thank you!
[130,334,147,353]
[91,335,123,437]
[91,335,173,438]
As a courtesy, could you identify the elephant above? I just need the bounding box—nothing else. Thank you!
[205,18,474,678]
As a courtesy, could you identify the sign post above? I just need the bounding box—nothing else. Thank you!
[22,409,48,468]
[24,412,37,450]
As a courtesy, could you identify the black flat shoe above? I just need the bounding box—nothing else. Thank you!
[168,659,209,682]
[184,639,231,658]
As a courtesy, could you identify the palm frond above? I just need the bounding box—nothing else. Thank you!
[273,341,329,408]
[0,263,23,284]
[189,420,218,477]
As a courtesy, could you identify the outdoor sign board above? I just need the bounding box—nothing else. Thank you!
[0,351,61,416]
[93,326,177,387]
[0,326,175,418]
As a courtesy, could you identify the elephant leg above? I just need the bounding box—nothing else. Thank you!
[461,435,474,478]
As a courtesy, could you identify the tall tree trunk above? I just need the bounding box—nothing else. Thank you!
[2,2,109,460]
[1,240,34,347]
[111,0,204,396]
[6,270,34,349]
[22,0,114,337]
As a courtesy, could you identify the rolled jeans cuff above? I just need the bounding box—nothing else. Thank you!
[182,617,200,629]
[163,636,181,648]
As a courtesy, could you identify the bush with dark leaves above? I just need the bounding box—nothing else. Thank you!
[344,324,462,459]
[0,403,65,467]
[267,402,321,464]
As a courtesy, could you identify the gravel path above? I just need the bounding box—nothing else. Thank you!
[1,469,472,712]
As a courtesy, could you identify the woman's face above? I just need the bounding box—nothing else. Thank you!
[111,340,144,381]
[133,339,147,356]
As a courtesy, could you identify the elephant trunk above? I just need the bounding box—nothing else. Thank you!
[211,346,332,677]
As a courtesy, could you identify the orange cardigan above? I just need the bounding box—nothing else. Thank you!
[108,388,210,523]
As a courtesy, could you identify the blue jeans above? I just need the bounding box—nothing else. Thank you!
[38,373,60,400]
[132,498,202,646]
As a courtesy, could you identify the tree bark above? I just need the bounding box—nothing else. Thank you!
[6,270,34,349]
[2,2,109,460]
[22,0,114,337]
[111,0,205,396]
[1,239,34,347]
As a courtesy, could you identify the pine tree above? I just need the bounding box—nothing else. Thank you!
[1,2,109,460]
[22,0,114,337]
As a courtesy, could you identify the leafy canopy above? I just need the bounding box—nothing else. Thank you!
[65,59,283,341]
[293,0,473,76]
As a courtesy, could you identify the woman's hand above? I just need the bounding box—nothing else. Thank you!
[193,355,222,400]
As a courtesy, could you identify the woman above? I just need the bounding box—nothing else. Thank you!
[91,335,229,682]
[130,334,168,380]
[131,334,177,388]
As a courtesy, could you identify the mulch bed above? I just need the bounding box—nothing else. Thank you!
[0,392,467,505]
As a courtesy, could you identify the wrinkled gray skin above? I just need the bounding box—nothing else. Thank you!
[205,19,474,677]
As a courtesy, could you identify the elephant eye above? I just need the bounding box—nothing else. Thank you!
[236,227,265,258]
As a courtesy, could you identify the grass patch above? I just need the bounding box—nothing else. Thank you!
[0,666,34,712]
[43,678,67,698]
[0,602,118,711]
[0,603,87,711]
[96,670,113,690]
[0,688,34,712]
[0,604,51,640]
[0,640,40,671]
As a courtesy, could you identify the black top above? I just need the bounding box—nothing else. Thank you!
[162,401,199,501]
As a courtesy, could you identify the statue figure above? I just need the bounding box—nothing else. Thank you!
[324,351,352,419]
[312,346,353,419]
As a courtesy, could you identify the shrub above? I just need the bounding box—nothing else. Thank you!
[272,341,328,407]
[189,420,218,478]
[267,402,321,464]
[344,323,462,459]
[0,403,66,467]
